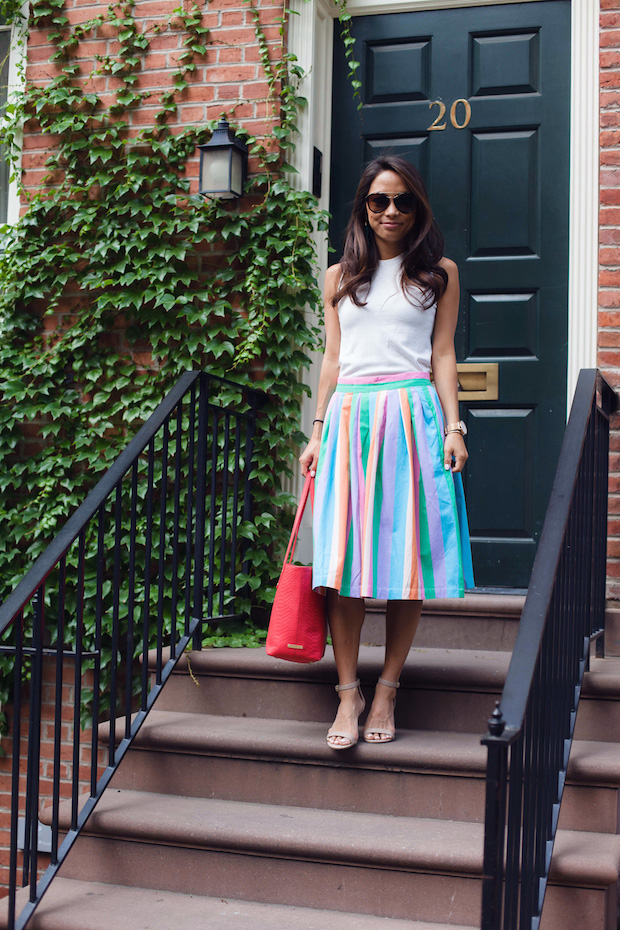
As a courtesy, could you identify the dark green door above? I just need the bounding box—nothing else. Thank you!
[330,1,570,589]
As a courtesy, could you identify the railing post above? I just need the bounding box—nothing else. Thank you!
[192,374,209,649]
[481,704,508,930]
[241,392,259,579]
[7,610,24,930]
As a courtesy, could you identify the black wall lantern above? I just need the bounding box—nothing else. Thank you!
[198,119,248,200]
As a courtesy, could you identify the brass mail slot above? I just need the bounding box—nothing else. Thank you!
[457,362,499,401]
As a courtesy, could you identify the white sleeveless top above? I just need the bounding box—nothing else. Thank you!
[337,255,437,378]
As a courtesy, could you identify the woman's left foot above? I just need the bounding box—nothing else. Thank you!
[363,677,400,743]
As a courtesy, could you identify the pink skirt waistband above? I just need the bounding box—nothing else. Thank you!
[337,371,430,385]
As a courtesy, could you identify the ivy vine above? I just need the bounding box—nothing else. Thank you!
[0,0,330,731]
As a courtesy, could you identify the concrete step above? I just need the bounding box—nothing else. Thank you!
[0,880,478,930]
[151,644,620,742]
[107,711,620,833]
[47,790,620,928]
[362,592,524,651]
[152,645,508,734]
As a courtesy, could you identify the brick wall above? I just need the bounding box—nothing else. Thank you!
[600,0,620,601]
[20,0,285,197]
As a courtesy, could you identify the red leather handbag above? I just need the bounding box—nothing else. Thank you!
[266,474,327,663]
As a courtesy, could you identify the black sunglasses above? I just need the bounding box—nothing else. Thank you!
[365,192,417,215]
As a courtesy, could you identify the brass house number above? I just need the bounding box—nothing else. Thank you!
[427,99,472,131]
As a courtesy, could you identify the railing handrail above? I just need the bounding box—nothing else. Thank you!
[482,369,616,745]
[0,370,262,636]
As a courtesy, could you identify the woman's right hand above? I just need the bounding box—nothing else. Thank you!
[299,437,321,477]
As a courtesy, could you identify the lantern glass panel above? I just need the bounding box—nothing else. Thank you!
[230,150,243,198]
[201,148,231,194]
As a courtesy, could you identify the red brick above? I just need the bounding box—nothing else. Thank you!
[602,13,620,28]
[181,85,216,103]
[600,207,620,225]
[134,0,175,15]
[599,291,620,308]
[179,105,207,123]
[600,129,620,149]
[26,29,54,47]
[205,64,257,83]
[65,6,106,24]
[601,229,620,247]
[221,10,245,25]
[599,331,620,348]
[601,72,620,89]
[218,47,243,63]
[26,62,65,82]
[601,28,620,45]
[213,83,242,100]
[257,7,285,25]
[599,90,618,110]
[600,248,620,265]
[260,25,283,41]
[241,81,271,100]
[213,27,256,45]
[211,0,254,8]
[602,113,620,132]
[602,50,620,69]
[598,349,620,367]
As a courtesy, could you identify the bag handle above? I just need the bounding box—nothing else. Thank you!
[283,473,315,566]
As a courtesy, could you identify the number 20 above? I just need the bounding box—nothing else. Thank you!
[428,99,472,131]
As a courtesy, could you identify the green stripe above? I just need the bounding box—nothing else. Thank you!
[336,377,430,394]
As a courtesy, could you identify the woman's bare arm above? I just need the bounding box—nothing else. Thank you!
[299,264,342,477]
[431,258,468,474]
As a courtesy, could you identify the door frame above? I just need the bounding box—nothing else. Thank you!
[289,0,598,410]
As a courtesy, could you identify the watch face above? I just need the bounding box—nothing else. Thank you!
[459,420,468,436]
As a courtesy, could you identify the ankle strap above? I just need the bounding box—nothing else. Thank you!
[378,677,400,689]
[335,678,361,693]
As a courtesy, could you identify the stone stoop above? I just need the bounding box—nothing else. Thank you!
[3,596,620,929]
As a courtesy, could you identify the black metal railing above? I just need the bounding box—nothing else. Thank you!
[0,371,263,930]
[480,369,617,930]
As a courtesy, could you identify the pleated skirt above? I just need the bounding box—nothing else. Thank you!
[312,372,474,600]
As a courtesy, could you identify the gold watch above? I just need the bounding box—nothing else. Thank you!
[444,420,467,436]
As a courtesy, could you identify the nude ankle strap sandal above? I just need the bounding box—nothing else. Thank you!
[326,679,366,750]
[363,677,400,743]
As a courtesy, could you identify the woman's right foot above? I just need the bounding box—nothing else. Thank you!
[326,679,366,750]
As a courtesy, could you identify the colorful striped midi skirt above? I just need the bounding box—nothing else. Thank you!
[312,372,474,600]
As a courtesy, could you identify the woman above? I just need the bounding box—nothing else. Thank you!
[299,156,474,750]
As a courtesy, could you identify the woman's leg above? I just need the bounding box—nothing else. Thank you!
[326,589,366,747]
[364,599,422,741]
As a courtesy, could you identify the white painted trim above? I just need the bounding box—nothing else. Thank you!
[567,0,599,402]
[1,5,28,226]
[289,0,599,420]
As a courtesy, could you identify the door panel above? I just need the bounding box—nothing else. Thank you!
[330,2,570,588]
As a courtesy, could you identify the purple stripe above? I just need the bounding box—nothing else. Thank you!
[409,389,447,592]
[374,391,398,595]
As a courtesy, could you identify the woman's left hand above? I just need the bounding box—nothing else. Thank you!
[444,432,468,473]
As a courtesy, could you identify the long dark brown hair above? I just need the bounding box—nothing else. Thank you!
[333,156,448,309]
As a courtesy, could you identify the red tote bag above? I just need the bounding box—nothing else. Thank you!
[266,474,327,663]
